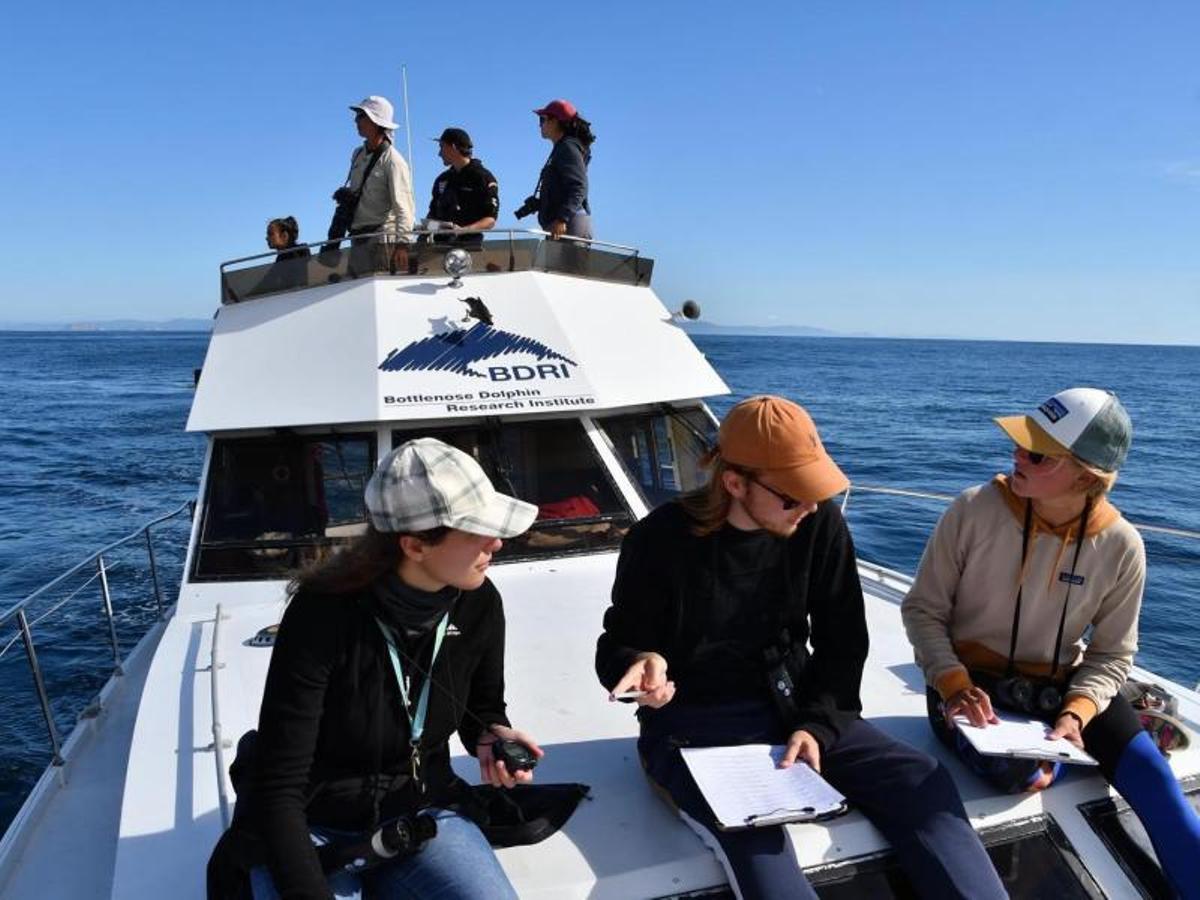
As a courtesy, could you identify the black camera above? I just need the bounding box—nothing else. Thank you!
[494,738,538,772]
[994,675,1062,716]
[317,812,437,874]
[513,195,541,219]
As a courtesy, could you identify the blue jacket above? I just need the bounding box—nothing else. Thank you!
[537,136,591,229]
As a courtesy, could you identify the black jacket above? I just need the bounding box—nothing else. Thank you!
[536,136,590,230]
[427,158,500,227]
[595,501,868,749]
[252,579,510,898]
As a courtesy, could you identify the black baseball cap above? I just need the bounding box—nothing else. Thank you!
[432,127,473,152]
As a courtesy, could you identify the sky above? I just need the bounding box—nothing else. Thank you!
[1,2,1198,344]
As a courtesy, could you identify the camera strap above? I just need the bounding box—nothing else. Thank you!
[1004,498,1092,680]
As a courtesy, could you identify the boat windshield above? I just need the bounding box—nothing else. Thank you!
[192,432,375,580]
[595,407,717,508]
[391,419,631,561]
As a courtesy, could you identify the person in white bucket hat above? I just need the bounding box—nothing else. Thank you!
[237,438,541,899]
[330,94,415,275]
[903,388,1200,898]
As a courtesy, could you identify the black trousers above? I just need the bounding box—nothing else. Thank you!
[638,699,1007,900]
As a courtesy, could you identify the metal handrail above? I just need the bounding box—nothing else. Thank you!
[841,483,1200,540]
[1,502,193,767]
[218,227,640,273]
[209,604,232,830]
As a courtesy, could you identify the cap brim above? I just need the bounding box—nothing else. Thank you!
[448,491,538,539]
[770,455,850,504]
[994,416,1070,456]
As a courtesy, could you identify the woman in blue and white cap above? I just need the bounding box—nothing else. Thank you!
[902,387,1200,898]
[246,437,541,899]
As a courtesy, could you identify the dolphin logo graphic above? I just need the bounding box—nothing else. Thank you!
[379,321,577,378]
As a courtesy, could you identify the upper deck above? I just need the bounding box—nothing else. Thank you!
[191,230,726,433]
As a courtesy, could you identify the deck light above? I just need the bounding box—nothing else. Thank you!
[444,248,472,287]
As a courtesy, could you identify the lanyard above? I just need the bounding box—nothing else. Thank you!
[375,613,450,750]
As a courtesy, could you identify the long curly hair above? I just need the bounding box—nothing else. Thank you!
[287,524,449,597]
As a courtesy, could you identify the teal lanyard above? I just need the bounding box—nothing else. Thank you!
[375,613,450,749]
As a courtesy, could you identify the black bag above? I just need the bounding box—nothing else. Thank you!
[465,782,591,847]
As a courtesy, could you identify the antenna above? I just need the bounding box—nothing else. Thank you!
[401,64,415,188]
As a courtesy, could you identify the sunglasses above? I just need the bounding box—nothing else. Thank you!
[749,476,806,511]
[1017,447,1067,471]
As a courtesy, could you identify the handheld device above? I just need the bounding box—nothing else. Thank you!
[494,738,538,772]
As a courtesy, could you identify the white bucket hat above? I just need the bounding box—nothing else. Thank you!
[365,438,537,538]
[350,95,398,131]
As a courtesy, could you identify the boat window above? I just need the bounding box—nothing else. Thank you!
[807,815,1101,898]
[596,408,716,507]
[1080,777,1200,898]
[391,420,631,560]
[192,433,375,580]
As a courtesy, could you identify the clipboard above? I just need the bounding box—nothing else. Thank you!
[952,714,1097,766]
[680,744,848,830]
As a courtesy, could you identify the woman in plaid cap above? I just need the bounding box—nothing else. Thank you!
[903,388,1200,898]
[244,438,542,899]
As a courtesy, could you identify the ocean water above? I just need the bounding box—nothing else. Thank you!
[1,331,1197,835]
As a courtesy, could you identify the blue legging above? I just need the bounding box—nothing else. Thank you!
[928,688,1200,899]
[638,699,1007,900]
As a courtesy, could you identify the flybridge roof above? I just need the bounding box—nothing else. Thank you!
[187,267,729,433]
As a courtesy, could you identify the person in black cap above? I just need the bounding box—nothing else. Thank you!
[426,128,499,247]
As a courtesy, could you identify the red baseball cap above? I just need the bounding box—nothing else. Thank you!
[533,99,577,122]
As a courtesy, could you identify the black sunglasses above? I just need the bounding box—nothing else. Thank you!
[749,476,805,510]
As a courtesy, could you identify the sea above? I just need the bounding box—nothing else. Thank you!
[1,330,1198,836]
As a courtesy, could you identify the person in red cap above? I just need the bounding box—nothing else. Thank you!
[596,396,1005,900]
[515,99,594,240]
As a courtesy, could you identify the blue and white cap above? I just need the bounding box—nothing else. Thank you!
[365,438,537,537]
[995,387,1132,473]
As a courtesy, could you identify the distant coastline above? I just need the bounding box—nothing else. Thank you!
[0,318,213,332]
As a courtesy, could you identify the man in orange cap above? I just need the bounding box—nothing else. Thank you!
[596,396,1004,899]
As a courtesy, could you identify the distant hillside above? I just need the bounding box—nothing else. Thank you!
[677,320,847,337]
[0,318,213,332]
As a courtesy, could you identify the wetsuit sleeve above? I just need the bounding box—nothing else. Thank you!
[596,513,673,691]
[1064,530,1145,724]
[792,504,868,749]
[548,139,588,224]
[459,583,512,752]
[253,592,342,899]
[901,495,975,699]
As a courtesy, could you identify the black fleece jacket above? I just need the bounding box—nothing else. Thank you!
[252,578,509,899]
[595,500,868,749]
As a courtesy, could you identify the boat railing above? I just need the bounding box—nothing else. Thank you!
[841,483,1200,541]
[218,226,653,304]
[0,502,194,767]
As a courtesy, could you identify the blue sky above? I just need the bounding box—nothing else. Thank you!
[1,2,1198,343]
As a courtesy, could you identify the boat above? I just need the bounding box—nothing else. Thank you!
[1,228,1197,899]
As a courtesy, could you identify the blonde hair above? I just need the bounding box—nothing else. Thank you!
[1074,457,1119,497]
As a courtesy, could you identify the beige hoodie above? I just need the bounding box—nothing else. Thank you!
[901,476,1145,726]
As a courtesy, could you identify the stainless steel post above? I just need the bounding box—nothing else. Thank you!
[145,527,165,620]
[17,608,64,766]
[97,555,124,676]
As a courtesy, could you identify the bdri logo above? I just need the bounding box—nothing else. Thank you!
[1039,397,1070,423]
[379,321,578,380]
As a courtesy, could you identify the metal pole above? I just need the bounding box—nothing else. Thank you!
[145,527,165,620]
[17,609,64,766]
[210,604,232,829]
[401,65,415,191]
[96,556,124,676]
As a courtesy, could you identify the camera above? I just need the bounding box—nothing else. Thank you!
[494,738,538,773]
[317,812,437,874]
[513,195,541,220]
[994,675,1062,716]
[332,186,358,205]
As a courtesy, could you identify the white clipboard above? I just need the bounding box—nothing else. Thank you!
[952,714,1097,766]
[680,744,848,830]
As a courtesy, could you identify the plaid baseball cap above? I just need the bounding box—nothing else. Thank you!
[365,438,537,537]
[995,387,1133,473]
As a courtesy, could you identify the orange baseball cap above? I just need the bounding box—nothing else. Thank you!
[717,395,849,502]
